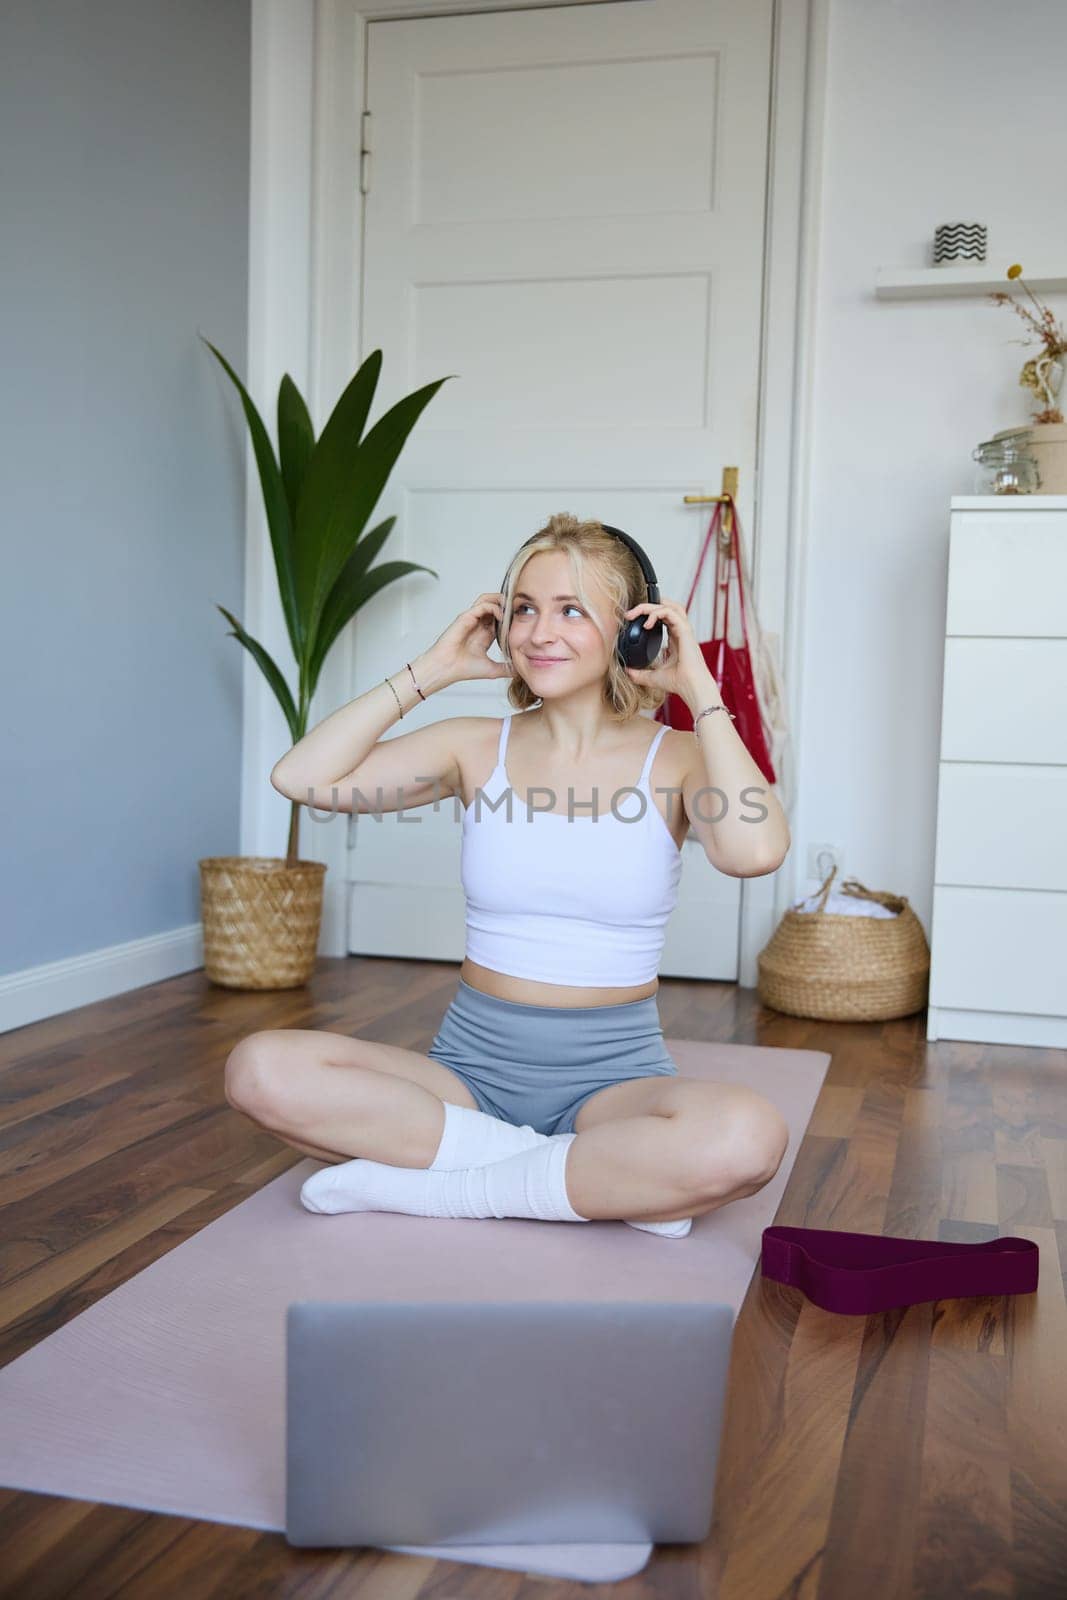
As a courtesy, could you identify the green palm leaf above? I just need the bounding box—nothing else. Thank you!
[309,552,439,698]
[308,514,395,691]
[205,342,448,798]
[216,605,300,741]
[286,350,383,642]
[277,374,315,522]
[293,363,454,652]
[352,560,438,612]
[201,335,302,659]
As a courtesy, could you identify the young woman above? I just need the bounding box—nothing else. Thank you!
[226,514,791,1238]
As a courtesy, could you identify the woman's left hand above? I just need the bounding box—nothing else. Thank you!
[622,597,707,698]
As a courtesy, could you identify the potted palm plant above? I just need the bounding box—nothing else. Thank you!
[198,340,449,989]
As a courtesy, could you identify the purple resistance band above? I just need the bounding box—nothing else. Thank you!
[760,1226,1039,1315]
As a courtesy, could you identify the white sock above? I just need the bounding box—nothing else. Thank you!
[427,1101,692,1239]
[429,1101,547,1169]
[301,1132,590,1223]
[628,1214,692,1238]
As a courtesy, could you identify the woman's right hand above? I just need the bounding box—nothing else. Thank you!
[425,593,513,683]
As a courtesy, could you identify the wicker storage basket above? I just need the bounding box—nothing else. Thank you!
[199,856,327,990]
[757,865,930,1022]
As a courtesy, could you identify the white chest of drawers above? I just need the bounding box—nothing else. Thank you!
[927,496,1067,1047]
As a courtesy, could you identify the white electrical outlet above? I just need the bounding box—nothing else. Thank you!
[807,842,841,880]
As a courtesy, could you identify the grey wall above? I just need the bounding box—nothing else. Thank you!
[1,0,251,976]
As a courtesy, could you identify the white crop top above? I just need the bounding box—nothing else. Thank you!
[460,710,683,987]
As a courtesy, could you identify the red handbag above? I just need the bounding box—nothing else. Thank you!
[655,496,777,786]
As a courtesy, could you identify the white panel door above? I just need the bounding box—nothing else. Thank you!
[348,0,773,980]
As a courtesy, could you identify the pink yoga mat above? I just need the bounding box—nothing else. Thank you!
[0,1037,830,1584]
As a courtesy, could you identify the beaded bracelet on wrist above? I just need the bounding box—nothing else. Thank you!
[693,703,736,735]
[382,662,426,719]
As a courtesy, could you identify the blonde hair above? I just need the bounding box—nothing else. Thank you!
[499,512,667,722]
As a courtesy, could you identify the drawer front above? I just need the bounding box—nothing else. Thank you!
[934,763,1067,892]
[940,639,1067,763]
[929,886,1067,1017]
[947,512,1067,636]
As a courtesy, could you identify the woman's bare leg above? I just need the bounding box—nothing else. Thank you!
[224,1028,480,1169]
[278,1133,352,1164]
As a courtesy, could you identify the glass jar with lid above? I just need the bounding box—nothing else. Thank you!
[972,429,1039,494]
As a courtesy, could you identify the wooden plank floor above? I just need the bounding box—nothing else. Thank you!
[1,957,1064,1599]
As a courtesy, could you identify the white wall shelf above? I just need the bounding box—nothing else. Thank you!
[876,265,1067,300]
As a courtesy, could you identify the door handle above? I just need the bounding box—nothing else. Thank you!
[683,466,738,534]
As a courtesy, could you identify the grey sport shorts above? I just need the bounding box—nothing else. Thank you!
[426,978,679,1137]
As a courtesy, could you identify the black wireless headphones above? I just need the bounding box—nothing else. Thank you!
[496,523,665,669]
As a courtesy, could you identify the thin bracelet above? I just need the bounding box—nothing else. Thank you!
[383,674,405,717]
[693,703,736,736]
[382,663,426,719]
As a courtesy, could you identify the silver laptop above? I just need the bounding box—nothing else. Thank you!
[286,1300,734,1548]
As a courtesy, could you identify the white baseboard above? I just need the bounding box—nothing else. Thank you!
[926,1006,1067,1048]
[0,925,205,1038]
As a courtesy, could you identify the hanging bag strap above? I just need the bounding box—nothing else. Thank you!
[714,494,754,647]
[683,499,723,616]
[711,496,732,678]
[724,495,754,639]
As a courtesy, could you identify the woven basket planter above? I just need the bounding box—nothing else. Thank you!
[757,865,930,1022]
[199,856,327,991]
